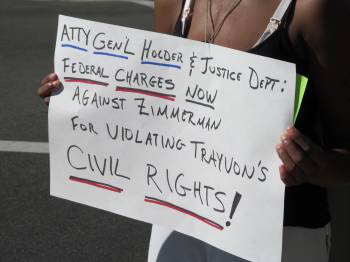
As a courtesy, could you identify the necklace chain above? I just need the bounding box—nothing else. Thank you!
[205,0,242,43]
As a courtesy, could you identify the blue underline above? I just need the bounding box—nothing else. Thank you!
[141,61,181,69]
[93,51,129,60]
[61,44,88,52]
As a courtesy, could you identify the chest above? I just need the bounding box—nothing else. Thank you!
[186,0,282,50]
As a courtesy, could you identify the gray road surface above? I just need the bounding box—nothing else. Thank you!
[1,1,153,261]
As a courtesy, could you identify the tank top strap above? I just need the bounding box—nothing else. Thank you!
[252,0,294,48]
[181,0,195,35]
[173,0,194,37]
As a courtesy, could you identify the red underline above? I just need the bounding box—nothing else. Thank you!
[69,176,123,193]
[64,78,109,87]
[144,197,223,230]
[116,86,176,101]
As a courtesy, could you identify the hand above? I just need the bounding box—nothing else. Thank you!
[275,126,329,187]
[37,73,61,106]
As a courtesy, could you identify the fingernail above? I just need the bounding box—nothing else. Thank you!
[282,137,289,145]
[276,144,283,154]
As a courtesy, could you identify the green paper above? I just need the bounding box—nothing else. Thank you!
[293,74,308,123]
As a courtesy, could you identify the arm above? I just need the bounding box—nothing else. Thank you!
[277,0,350,187]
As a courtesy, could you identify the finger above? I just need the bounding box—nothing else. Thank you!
[276,143,307,185]
[279,164,306,186]
[284,127,325,165]
[44,96,50,106]
[287,127,310,151]
[281,138,304,164]
[279,165,298,186]
[281,137,317,177]
[37,80,60,98]
[40,73,58,85]
[276,143,295,171]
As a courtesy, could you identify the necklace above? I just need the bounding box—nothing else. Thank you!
[205,0,242,43]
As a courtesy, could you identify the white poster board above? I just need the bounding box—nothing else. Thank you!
[49,15,296,262]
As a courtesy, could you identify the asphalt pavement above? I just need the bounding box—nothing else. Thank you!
[1,1,153,261]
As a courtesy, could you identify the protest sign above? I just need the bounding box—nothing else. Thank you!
[49,15,296,262]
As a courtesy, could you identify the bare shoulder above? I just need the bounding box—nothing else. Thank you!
[290,0,350,148]
[154,0,182,34]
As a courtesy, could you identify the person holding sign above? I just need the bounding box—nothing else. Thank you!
[149,0,350,262]
[37,0,350,261]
